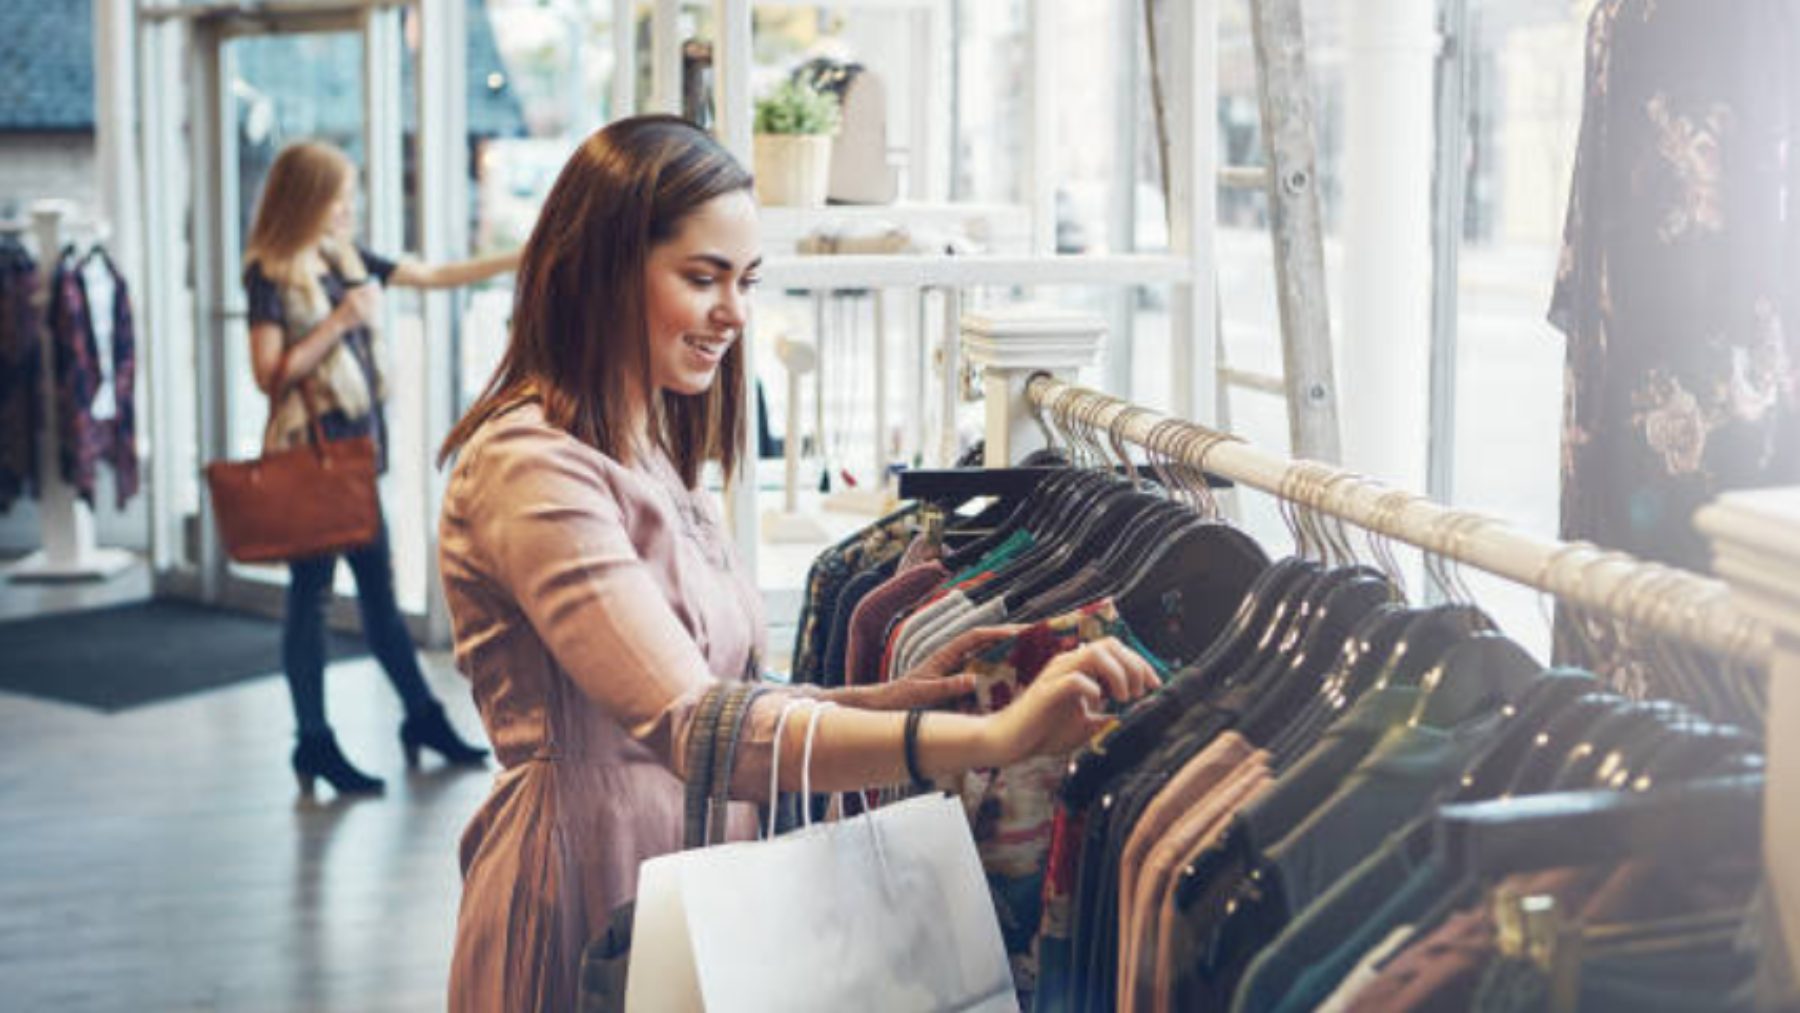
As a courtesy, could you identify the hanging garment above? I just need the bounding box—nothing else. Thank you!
[787,505,919,684]
[47,246,138,510]
[0,238,40,511]
[1550,0,1800,682]
[792,461,1767,1013]
[951,598,1168,1001]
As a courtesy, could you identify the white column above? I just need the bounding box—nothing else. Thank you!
[1166,0,1219,423]
[93,0,142,290]
[611,0,636,119]
[961,305,1106,467]
[649,0,682,115]
[1696,488,1800,985]
[419,0,469,646]
[1342,0,1438,488]
[1023,0,1057,257]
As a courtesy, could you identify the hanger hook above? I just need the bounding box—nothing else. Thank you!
[1108,405,1149,486]
[1026,372,1059,455]
[1369,487,1419,601]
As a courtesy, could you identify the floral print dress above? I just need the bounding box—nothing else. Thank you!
[1550,0,1800,686]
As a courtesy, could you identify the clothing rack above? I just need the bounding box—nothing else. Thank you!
[971,366,1800,979]
[1019,373,1770,668]
[4,199,133,583]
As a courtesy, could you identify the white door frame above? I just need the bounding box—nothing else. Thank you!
[142,2,430,639]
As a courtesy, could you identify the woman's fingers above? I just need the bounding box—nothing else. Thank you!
[1072,640,1134,702]
[1052,637,1155,705]
[919,624,1025,677]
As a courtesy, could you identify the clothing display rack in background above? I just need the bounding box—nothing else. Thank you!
[985,368,1800,994]
[3,200,133,582]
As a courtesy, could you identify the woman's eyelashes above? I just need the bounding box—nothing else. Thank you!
[685,273,761,293]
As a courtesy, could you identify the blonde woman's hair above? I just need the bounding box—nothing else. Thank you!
[243,140,368,295]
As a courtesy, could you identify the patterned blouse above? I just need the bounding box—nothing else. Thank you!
[1550,0,1800,689]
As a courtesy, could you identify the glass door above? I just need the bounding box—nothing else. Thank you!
[179,5,426,630]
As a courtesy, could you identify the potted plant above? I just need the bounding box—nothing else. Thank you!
[753,79,841,207]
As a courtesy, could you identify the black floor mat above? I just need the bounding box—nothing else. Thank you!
[0,599,368,712]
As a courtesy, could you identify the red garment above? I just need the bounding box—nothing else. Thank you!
[844,561,948,686]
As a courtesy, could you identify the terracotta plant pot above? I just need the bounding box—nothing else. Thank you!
[753,133,833,207]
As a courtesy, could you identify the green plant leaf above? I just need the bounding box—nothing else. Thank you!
[753,79,842,135]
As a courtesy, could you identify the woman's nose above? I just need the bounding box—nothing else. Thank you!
[713,288,747,332]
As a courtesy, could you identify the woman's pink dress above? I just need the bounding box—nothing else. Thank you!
[439,403,789,1011]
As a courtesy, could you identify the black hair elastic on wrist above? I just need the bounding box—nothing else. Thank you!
[903,708,932,792]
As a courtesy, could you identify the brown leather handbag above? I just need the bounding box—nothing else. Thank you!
[204,367,380,564]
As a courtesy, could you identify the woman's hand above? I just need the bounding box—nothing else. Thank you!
[982,637,1158,765]
[827,625,1022,712]
[335,281,382,328]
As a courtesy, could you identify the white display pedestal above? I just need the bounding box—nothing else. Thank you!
[5,200,133,584]
[960,303,1106,468]
[761,335,830,545]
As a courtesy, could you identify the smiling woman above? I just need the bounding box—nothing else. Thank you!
[643,196,763,398]
[433,115,1157,1011]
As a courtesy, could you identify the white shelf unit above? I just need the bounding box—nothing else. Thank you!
[627,0,1218,583]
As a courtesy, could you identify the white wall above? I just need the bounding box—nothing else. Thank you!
[0,135,99,216]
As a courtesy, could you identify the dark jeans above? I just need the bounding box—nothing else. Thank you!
[283,518,434,735]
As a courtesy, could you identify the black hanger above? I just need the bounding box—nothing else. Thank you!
[1547,699,1692,791]
[1237,569,1396,744]
[1502,692,1631,797]
[936,467,1080,570]
[1407,632,1543,730]
[1633,725,1762,787]
[1058,557,1310,810]
[1007,500,1192,623]
[1263,602,1415,764]
[1371,605,1489,690]
[963,472,1127,597]
[998,488,1169,609]
[1453,670,1601,802]
[1113,522,1273,669]
[1434,774,1764,884]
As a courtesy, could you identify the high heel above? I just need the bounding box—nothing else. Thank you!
[399,702,489,769]
[292,731,385,798]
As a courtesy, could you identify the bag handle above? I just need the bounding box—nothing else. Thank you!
[764,696,816,839]
[263,354,332,456]
[798,702,838,830]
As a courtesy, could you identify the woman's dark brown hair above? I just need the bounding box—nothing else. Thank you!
[439,115,752,487]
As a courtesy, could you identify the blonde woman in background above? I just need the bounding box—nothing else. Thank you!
[243,139,518,797]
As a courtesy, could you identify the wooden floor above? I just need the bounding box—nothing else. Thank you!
[0,630,494,1012]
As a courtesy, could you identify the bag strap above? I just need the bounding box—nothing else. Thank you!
[797,702,839,830]
[765,696,816,839]
[263,354,330,452]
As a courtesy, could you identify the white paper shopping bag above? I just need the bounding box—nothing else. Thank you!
[627,701,1018,1012]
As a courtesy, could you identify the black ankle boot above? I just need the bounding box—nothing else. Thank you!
[400,702,489,769]
[292,731,385,798]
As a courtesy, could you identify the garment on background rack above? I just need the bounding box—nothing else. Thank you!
[0,234,40,512]
[47,244,138,509]
[1551,0,1800,685]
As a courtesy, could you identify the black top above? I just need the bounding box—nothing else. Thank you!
[243,246,397,469]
